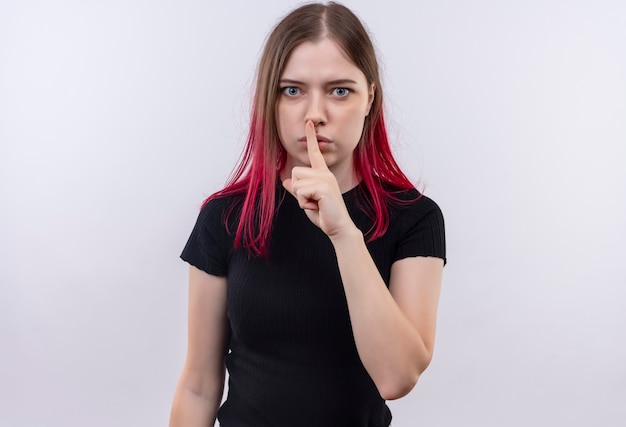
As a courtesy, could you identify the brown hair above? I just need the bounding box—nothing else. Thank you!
[210,2,414,257]
[254,1,383,170]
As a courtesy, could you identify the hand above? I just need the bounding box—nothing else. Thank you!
[282,121,357,239]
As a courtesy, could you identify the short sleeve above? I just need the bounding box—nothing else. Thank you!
[180,198,232,276]
[393,195,447,265]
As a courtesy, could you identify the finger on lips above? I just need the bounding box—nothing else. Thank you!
[305,120,328,170]
[282,121,329,201]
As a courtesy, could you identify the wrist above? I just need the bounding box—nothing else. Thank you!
[328,224,363,247]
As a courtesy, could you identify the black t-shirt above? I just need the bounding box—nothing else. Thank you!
[181,183,446,427]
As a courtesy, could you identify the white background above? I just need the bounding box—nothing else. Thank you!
[1,1,625,426]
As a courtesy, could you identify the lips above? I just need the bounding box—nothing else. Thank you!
[298,135,331,143]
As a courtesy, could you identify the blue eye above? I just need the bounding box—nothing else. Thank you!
[282,87,300,96]
[332,88,350,97]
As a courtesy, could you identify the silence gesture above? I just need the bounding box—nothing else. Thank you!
[282,120,359,241]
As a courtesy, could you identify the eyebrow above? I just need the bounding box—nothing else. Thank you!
[279,78,359,86]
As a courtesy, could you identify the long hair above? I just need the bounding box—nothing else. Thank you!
[205,2,415,257]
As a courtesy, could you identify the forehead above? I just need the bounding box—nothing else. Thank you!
[281,38,366,82]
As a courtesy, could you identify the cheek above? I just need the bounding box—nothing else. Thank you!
[277,105,297,127]
[339,106,367,134]
[339,99,368,121]
[276,107,290,139]
[345,113,368,146]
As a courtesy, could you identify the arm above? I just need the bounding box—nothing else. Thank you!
[332,230,443,400]
[169,266,229,427]
[284,120,444,400]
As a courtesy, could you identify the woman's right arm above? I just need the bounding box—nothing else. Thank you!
[169,266,229,427]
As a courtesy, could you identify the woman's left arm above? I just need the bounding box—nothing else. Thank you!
[285,120,444,400]
[331,229,444,400]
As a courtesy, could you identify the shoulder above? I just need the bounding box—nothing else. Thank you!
[197,192,245,232]
[346,183,444,230]
[387,187,444,224]
[348,183,447,264]
[181,193,243,275]
[390,188,446,263]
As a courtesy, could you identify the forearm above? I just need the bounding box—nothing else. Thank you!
[169,371,225,427]
[331,227,432,400]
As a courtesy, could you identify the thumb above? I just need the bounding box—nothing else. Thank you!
[282,178,293,195]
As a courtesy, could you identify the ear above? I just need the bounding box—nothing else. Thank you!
[365,83,376,116]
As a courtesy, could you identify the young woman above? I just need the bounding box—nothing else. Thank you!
[169,2,446,426]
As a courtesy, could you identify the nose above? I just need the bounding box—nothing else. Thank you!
[304,91,326,126]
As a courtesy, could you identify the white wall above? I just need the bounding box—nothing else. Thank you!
[1,1,624,426]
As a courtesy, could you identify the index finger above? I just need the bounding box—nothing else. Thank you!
[305,120,328,170]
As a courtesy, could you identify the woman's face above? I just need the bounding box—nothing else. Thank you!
[276,38,374,186]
